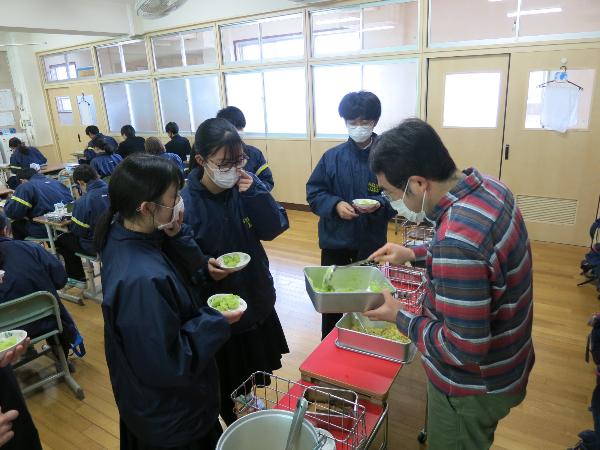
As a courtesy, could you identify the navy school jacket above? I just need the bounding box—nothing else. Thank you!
[91,153,122,178]
[306,137,397,258]
[182,167,289,334]
[100,221,230,447]
[244,144,274,191]
[4,174,73,238]
[69,179,109,255]
[165,134,192,161]
[9,147,47,171]
[0,237,79,347]
[83,134,119,162]
[160,152,185,172]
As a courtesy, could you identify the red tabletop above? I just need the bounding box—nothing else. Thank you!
[299,328,402,402]
[274,380,385,450]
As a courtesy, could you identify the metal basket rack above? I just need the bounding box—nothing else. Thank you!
[379,264,427,315]
[402,222,434,247]
[231,371,367,450]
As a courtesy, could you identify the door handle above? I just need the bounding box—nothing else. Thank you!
[504,144,510,160]
[77,134,81,142]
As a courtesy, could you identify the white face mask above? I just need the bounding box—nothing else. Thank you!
[347,125,374,144]
[157,196,185,231]
[207,164,240,189]
[390,182,427,225]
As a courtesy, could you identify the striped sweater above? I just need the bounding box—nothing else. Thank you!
[396,168,534,397]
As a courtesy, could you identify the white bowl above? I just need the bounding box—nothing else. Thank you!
[216,252,251,272]
[352,198,380,212]
[208,294,248,314]
[0,330,28,360]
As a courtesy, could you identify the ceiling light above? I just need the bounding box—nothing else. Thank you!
[362,26,395,32]
[507,7,562,18]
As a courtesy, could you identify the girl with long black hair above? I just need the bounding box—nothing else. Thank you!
[97,154,240,449]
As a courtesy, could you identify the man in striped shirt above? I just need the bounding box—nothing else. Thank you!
[365,118,534,450]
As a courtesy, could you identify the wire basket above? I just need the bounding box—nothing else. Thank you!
[380,264,427,315]
[402,222,434,247]
[231,371,367,450]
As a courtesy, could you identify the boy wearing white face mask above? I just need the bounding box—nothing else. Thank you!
[306,91,397,339]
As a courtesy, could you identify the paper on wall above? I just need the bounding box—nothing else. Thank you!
[0,89,15,111]
[0,111,15,126]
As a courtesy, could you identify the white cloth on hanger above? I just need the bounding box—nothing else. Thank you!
[540,82,581,133]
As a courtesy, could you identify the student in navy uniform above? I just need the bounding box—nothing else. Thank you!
[91,138,123,179]
[165,122,192,162]
[81,125,118,163]
[306,91,397,339]
[182,118,289,425]
[116,125,145,159]
[216,106,274,191]
[145,137,185,173]
[0,336,42,450]
[55,165,109,282]
[96,154,242,450]
[4,168,73,240]
[0,211,83,359]
[7,138,47,190]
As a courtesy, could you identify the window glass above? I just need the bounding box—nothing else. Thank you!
[225,72,265,133]
[44,49,94,82]
[103,81,157,132]
[443,72,502,128]
[518,0,600,38]
[97,40,148,76]
[264,67,306,135]
[153,34,183,69]
[55,96,73,125]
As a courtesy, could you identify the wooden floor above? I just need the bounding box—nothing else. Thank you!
[20,210,598,450]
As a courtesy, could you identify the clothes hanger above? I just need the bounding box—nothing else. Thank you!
[537,65,583,91]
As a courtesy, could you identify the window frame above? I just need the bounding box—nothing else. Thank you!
[101,79,158,133]
[310,0,420,59]
[43,49,95,83]
[96,39,150,78]
[151,26,218,72]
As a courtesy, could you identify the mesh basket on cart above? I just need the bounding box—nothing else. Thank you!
[231,371,367,450]
[380,264,427,315]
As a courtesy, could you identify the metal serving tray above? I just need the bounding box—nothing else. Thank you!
[303,386,359,431]
[335,313,416,364]
[304,266,396,314]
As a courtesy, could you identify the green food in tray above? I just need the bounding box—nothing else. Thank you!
[210,294,241,312]
[311,277,391,293]
[349,324,411,344]
[222,253,241,268]
[0,336,18,352]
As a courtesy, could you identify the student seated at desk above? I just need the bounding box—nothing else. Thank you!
[144,137,185,172]
[4,168,73,240]
[55,165,109,283]
[165,121,192,162]
[117,125,145,159]
[91,138,123,179]
[0,211,84,360]
[81,125,118,163]
[7,138,47,190]
[216,106,275,191]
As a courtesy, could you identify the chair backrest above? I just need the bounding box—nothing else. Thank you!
[0,291,61,334]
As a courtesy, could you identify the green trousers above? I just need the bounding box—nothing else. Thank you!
[427,382,526,450]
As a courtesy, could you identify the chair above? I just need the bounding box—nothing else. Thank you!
[0,291,84,400]
[24,236,54,254]
[76,253,103,304]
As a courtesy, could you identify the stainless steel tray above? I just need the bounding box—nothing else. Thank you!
[303,386,359,431]
[304,266,396,314]
[335,313,416,364]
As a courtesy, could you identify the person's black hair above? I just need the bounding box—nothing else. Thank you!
[94,154,184,251]
[8,137,29,155]
[192,118,244,173]
[85,125,100,136]
[121,125,135,138]
[165,122,179,135]
[216,106,246,130]
[0,211,10,269]
[338,91,381,122]
[370,118,457,191]
[73,164,100,184]
[92,137,114,155]
[16,167,38,180]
